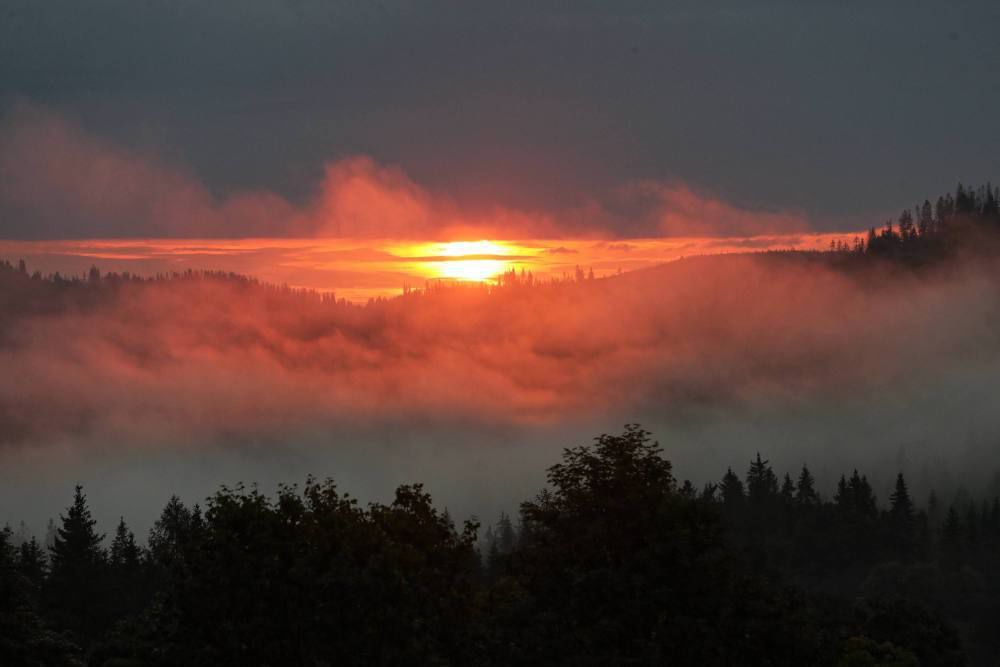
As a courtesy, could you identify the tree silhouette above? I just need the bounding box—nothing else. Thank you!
[720,467,745,509]
[108,518,140,570]
[889,473,914,526]
[2,425,1000,663]
[746,452,779,503]
[780,473,795,502]
[0,526,82,666]
[45,485,107,644]
[795,465,819,505]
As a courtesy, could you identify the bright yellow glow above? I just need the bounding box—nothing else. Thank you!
[437,240,511,257]
[434,241,516,281]
[388,239,522,282]
[0,232,867,299]
[436,258,508,281]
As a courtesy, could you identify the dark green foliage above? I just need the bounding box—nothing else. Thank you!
[110,480,481,666]
[0,526,82,666]
[103,517,150,638]
[747,452,779,503]
[720,467,744,508]
[796,465,819,505]
[9,426,1000,664]
[508,427,829,665]
[780,473,796,502]
[836,636,918,667]
[17,537,48,598]
[889,474,914,526]
[45,486,107,644]
[857,183,1000,262]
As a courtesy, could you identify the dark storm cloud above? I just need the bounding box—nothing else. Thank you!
[1,0,997,234]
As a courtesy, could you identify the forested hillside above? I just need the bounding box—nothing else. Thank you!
[3,183,1000,665]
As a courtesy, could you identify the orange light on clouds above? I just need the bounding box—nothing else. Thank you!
[0,232,865,300]
[389,240,533,282]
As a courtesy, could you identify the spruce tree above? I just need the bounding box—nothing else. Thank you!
[108,517,147,623]
[795,466,819,505]
[780,474,795,502]
[0,526,82,664]
[46,485,107,642]
[49,486,104,573]
[148,495,192,571]
[496,512,516,555]
[843,470,877,517]
[889,473,914,526]
[835,475,849,510]
[746,453,778,503]
[109,517,141,570]
[720,468,745,507]
[17,537,47,595]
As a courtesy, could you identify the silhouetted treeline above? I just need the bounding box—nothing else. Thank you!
[4,182,999,310]
[4,426,1000,665]
[801,182,1000,265]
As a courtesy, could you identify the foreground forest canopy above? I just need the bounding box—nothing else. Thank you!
[2,425,999,666]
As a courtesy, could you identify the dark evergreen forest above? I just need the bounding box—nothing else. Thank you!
[3,426,1000,666]
[3,183,1000,666]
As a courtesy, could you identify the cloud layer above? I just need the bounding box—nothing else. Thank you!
[0,103,807,240]
[2,253,999,448]
[3,251,1000,535]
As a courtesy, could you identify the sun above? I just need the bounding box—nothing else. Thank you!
[436,258,508,282]
[393,240,519,283]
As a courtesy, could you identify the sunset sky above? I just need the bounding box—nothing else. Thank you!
[2,1,998,254]
[3,4,1000,660]
[2,0,1000,542]
[0,234,852,300]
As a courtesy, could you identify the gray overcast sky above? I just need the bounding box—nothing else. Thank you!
[1,0,998,236]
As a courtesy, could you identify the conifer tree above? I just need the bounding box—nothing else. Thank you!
[109,517,141,570]
[780,473,795,502]
[0,526,82,664]
[795,466,819,505]
[108,517,149,624]
[720,468,744,507]
[17,537,47,594]
[889,473,914,526]
[46,485,107,641]
[839,470,877,517]
[496,512,516,555]
[148,495,192,570]
[746,453,778,503]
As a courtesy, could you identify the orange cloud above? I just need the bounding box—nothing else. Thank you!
[645,182,807,236]
[312,157,439,237]
[1,103,812,241]
[0,234,860,300]
[0,251,997,449]
[0,102,299,238]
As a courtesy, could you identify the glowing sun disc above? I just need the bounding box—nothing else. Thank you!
[436,258,507,282]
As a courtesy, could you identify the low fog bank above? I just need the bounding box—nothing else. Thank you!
[2,252,1000,536]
